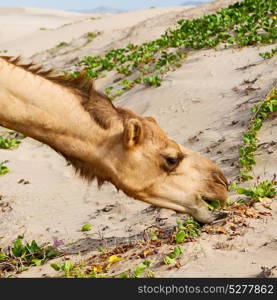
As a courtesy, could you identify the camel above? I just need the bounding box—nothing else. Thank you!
[0,56,228,223]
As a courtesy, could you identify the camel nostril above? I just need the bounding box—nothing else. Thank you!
[212,171,229,191]
[224,177,230,191]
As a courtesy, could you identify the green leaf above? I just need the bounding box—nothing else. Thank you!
[51,263,61,271]
[175,231,187,243]
[81,224,92,232]
[0,162,9,175]
[237,199,245,204]
[171,246,184,258]
[60,261,75,273]
[176,219,185,230]
[12,238,25,257]
[133,260,153,277]
[226,199,233,206]
[207,200,221,210]
[148,229,158,241]
[0,252,6,260]
[229,182,237,191]
[26,240,42,254]
[165,246,184,265]
[236,188,253,197]
[164,256,176,265]
[46,247,59,258]
[32,259,42,266]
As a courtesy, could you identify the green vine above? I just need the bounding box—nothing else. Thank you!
[238,85,277,181]
[65,0,276,99]
[259,47,277,59]
[230,84,277,202]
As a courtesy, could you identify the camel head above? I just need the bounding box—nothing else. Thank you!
[0,56,228,224]
[102,110,228,224]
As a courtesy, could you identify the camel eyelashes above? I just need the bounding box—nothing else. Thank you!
[161,152,186,171]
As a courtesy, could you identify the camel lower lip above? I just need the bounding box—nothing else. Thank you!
[212,210,229,222]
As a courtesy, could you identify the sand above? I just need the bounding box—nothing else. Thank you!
[0,6,191,57]
[0,7,96,45]
[0,0,276,278]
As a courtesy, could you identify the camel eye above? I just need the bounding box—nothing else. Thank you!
[161,153,184,172]
[166,157,179,166]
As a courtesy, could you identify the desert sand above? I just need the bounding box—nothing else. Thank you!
[0,0,276,278]
[0,6,191,56]
[0,7,96,45]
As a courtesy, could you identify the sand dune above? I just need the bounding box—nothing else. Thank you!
[0,6,95,44]
[0,6,191,56]
[0,0,277,278]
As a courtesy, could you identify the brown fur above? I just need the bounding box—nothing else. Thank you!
[0,56,123,130]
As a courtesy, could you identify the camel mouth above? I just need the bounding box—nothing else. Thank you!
[202,196,229,222]
[202,196,221,210]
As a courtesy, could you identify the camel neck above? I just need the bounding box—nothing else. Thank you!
[0,57,121,163]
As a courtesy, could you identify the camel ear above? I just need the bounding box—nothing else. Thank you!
[123,119,144,149]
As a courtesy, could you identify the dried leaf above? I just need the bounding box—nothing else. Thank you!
[261,198,272,208]
[259,212,272,216]
[108,255,122,264]
[93,265,104,273]
[143,249,152,258]
[217,226,227,234]
[245,209,258,218]
[175,263,181,269]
